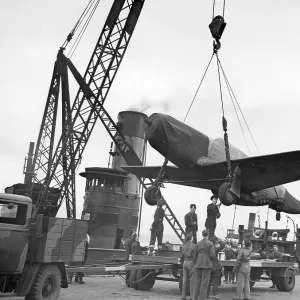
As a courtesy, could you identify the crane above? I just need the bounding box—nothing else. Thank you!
[22,0,185,242]
[29,0,145,219]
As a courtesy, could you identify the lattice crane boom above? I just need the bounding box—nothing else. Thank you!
[32,0,145,218]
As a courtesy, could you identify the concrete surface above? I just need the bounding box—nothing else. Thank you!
[57,274,300,300]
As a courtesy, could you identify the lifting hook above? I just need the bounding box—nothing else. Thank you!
[209,15,227,52]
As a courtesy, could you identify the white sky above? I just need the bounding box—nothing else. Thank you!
[1,0,300,244]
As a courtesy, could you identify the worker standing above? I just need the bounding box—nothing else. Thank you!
[268,245,282,288]
[149,198,165,254]
[205,195,221,238]
[184,204,198,244]
[180,232,196,300]
[125,229,136,261]
[232,239,252,300]
[193,229,215,300]
[223,242,235,284]
[68,234,90,284]
[131,235,141,255]
[207,236,226,299]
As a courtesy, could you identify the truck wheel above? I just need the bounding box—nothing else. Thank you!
[136,269,156,291]
[275,270,295,292]
[26,264,61,300]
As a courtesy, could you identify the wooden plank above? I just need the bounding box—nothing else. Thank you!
[131,255,180,265]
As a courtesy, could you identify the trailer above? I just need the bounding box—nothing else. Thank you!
[66,252,299,293]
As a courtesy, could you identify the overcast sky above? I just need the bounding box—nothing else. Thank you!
[1,0,300,244]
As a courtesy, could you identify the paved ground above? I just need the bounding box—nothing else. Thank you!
[58,275,300,300]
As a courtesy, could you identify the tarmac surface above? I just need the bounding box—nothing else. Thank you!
[57,274,300,300]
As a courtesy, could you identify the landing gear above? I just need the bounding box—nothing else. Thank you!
[144,185,162,206]
[276,212,281,221]
[218,182,236,206]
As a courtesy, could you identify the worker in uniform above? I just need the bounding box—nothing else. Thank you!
[193,229,215,300]
[268,245,282,288]
[125,229,136,261]
[232,239,252,300]
[205,195,221,239]
[131,235,141,255]
[68,234,90,284]
[180,232,196,300]
[149,198,165,255]
[257,243,268,259]
[223,242,235,284]
[184,204,198,244]
[207,236,226,299]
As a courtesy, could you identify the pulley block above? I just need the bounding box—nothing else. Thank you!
[209,15,227,41]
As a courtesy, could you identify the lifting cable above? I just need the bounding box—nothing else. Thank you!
[212,0,226,19]
[60,0,101,56]
[68,0,101,58]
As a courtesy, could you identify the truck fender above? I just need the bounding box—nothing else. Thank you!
[58,262,68,288]
[271,267,294,278]
[15,262,40,296]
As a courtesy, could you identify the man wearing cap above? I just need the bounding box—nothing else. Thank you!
[205,195,221,238]
[268,245,282,288]
[207,236,226,299]
[125,229,136,261]
[193,229,215,300]
[149,199,165,254]
[180,232,196,300]
[184,204,198,244]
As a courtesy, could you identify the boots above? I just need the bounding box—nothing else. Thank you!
[148,245,154,256]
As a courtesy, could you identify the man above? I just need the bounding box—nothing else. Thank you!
[184,204,198,244]
[233,239,252,300]
[131,235,141,255]
[125,229,136,261]
[268,245,282,288]
[223,242,235,284]
[205,195,221,238]
[230,241,238,284]
[68,233,90,284]
[180,232,196,300]
[207,236,226,299]
[149,199,165,254]
[193,229,215,300]
[257,243,268,259]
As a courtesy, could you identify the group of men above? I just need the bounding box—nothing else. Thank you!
[148,194,221,252]
[184,195,221,244]
[181,229,253,300]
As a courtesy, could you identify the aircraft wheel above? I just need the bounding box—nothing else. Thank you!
[144,186,162,206]
[218,182,236,206]
[276,212,281,221]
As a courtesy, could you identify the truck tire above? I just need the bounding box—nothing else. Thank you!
[136,269,156,291]
[275,270,295,292]
[26,264,61,300]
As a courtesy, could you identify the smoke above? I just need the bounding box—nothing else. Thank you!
[127,97,172,114]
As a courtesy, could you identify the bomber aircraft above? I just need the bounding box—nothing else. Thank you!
[123,113,300,221]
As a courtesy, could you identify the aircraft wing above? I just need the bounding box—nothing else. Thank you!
[123,150,300,192]
[121,165,228,190]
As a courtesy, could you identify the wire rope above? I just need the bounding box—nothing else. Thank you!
[183,53,214,122]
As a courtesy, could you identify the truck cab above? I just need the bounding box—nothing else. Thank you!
[0,192,88,299]
[0,193,32,274]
